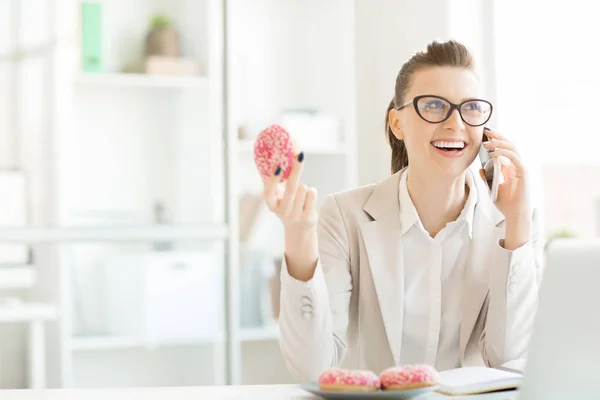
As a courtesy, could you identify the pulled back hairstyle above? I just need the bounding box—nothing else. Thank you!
[386,40,476,173]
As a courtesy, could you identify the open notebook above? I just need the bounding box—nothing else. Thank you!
[436,367,522,395]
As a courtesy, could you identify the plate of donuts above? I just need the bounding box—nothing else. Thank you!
[300,365,440,399]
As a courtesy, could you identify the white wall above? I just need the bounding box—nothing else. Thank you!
[495,0,600,167]
[354,0,495,186]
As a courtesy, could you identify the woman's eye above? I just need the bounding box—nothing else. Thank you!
[424,101,444,110]
[464,102,482,112]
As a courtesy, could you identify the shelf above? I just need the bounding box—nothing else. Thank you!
[70,335,215,351]
[70,326,280,351]
[0,302,58,323]
[239,325,280,342]
[75,73,209,89]
[237,139,347,155]
[0,266,36,289]
[0,224,228,243]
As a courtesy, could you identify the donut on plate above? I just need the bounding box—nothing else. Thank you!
[379,364,439,391]
[318,368,381,392]
[253,124,296,182]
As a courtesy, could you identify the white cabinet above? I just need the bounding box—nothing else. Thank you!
[104,251,223,341]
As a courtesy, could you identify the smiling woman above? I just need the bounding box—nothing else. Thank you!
[267,38,542,382]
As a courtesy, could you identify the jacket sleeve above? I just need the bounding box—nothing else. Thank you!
[278,194,353,382]
[480,208,544,369]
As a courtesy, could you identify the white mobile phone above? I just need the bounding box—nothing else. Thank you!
[483,157,502,202]
[481,132,502,202]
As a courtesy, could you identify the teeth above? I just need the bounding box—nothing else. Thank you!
[432,141,465,149]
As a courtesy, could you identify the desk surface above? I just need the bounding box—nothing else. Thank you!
[0,385,518,400]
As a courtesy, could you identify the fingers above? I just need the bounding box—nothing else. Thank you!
[483,127,510,142]
[483,129,526,178]
[291,184,308,220]
[485,148,525,177]
[279,152,305,216]
[304,187,318,218]
[263,165,283,211]
[483,138,517,154]
[261,151,318,226]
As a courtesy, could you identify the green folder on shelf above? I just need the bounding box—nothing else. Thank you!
[81,1,102,73]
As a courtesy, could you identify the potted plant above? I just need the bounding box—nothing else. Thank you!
[145,14,180,58]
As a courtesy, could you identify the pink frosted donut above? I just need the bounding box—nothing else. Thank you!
[379,364,439,391]
[253,124,296,182]
[318,368,381,392]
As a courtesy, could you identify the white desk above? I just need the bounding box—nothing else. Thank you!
[0,385,518,400]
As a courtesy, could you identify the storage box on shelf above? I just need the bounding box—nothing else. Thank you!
[0,266,36,289]
[103,250,223,342]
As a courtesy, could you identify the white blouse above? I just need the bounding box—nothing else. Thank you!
[397,170,477,371]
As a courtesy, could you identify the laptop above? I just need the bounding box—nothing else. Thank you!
[432,238,600,400]
[516,238,600,399]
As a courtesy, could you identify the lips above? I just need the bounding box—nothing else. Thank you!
[431,140,466,151]
[431,140,467,158]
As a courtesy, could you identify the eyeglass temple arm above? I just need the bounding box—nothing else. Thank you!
[397,100,413,110]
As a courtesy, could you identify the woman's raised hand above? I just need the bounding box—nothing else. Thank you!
[262,152,319,281]
[262,152,318,231]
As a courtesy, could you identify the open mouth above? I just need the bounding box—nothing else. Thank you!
[431,140,466,152]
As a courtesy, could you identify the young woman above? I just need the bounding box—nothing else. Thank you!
[262,40,542,381]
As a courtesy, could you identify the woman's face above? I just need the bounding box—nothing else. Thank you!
[389,66,486,179]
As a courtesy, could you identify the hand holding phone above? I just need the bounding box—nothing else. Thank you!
[481,132,502,202]
[483,157,502,202]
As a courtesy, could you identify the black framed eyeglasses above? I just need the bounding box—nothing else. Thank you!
[397,95,493,127]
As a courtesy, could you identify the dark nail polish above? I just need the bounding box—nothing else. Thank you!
[484,127,491,131]
[274,166,281,175]
[298,152,304,162]
[487,149,495,153]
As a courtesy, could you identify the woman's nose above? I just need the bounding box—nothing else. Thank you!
[444,109,465,131]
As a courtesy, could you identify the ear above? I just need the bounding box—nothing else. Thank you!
[388,108,404,141]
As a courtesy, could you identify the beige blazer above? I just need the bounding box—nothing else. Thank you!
[278,166,543,382]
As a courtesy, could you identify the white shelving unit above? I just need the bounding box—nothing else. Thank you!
[1,0,357,390]
[0,301,58,389]
[0,225,228,243]
[238,324,280,342]
[0,266,37,289]
[75,73,209,89]
[70,325,279,352]
[0,303,57,323]
[44,0,237,389]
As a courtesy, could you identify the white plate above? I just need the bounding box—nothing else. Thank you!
[299,382,439,399]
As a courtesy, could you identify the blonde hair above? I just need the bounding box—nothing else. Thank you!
[385,40,476,173]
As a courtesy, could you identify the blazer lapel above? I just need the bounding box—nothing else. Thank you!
[460,168,506,360]
[360,170,405,365]
[358,166,507,365]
